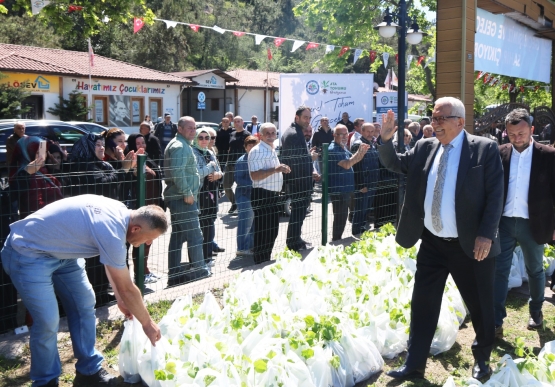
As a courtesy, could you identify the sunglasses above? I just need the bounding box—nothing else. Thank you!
[198,136,210,140]
[211,136,216,140]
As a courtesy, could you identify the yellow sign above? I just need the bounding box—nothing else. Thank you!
[1,72,59,93]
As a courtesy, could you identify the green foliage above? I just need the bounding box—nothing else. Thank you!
[46,90,91,121]
[0,15,61,48]
[0,72,31,119]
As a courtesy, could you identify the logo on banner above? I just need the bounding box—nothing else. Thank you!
[210,76,217,85]
[306,80,319,95]
[320,80,330,94]
[380,96,389,105]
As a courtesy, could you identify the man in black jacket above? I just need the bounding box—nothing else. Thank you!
[153,113,177,153]
[494,108,555,335]
[380,97,503,381]
[224,116,250,213]
[139,121,162,163]
[281,106,317,250]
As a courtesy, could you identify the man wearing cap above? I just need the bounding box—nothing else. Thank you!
[154,113,178,153]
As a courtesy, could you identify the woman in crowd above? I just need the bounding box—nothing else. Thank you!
[9,136,64,219]
[234,135,258,256]
[69,133,137,306]
[125,133,163,284]
[193,128,223,265]
[206,127,225,254]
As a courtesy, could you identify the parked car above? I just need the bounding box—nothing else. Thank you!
[195,122,220,131]
[0,121,88,176]
[67,121,107,135]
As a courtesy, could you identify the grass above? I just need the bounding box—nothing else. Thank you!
[0,288,553,387]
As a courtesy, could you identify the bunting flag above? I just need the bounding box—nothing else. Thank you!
[338,46,350,58]
[535,85,540,91]
[391,69,398,87]
[233,31,245,37]
[68,4,83,12]
[407,55,414,70]
[490,78,499,86]
[274,37,286,47]
[384,70,391,90]
[369,50,377,64]
[520,86,525,93]
[382,52,389,68]
[267,48,273,60]
[306,42,319,50]
[190,24,200,32]
[133,18,145,34]
[395,54,399,64]
[482,74,491,84]
[545,86,550,92]
[164,20,178,29]
[424,53,435,68]
[353,49,363,64]
[255,34,267,45]
[476,71,484,80]
[325,45,335,54]
[291,40,305,52]
[212,25,225,34]
[502,84,508,90]
[417,55,425,66]
[88,38,94,67]
[32,0,50,14]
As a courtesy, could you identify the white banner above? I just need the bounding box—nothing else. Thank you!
[279,74,374,135]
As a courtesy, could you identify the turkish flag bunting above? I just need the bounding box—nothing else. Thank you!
[134,18,145,33]
[189,24,200,32]
[476,71,483,80]
[338,46,350,57]
[267,48,273,60]
[395,54,399,64]
[305,42,319,50]
[482,74,490,84]
[502,84,508,90]
[274,38,286,47]
[68,5,83,12]
[520,86,525,93]
[417,55,425,66]
[233,31,245,37]
[369,50,377,63]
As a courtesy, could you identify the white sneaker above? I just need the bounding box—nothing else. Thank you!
[144,273,158,284]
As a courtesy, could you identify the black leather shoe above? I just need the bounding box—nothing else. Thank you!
[213,246,225,253]
[386,365,425,380]
[167,274,186,288]
[528,311,543,329]
[495,325,504,339]
[472,361,492,379]
[39,378,58,387]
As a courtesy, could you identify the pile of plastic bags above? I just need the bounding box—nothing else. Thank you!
[443,341,555,386]
[508,245,555,290]
[119,226,467,386]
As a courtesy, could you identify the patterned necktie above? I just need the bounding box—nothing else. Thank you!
[431,144,453,233]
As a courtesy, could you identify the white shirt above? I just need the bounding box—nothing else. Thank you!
[424,130,465,237]
[248,141,282,192]
[503,140,533,218]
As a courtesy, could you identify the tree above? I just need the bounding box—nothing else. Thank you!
[47,90,91,121]
[0,72,31,119]
[0,15,61,48]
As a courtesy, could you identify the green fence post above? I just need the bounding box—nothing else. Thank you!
[136,154,146,295]
[321,143,329,246]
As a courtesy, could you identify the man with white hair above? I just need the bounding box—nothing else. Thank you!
[248,123,290,264]
[379,97,503,381]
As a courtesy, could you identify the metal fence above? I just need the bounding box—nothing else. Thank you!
[0,142,399,334]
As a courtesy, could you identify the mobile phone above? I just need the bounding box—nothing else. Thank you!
[38,140,47,161]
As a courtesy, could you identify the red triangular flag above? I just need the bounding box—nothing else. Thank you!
[395,54,399,64]
[338,46,350,57]
[502,84,508,90]
[417,55,425,66]
[274,37,286,47]
[520,86,525,93]
[482,73,490,84]
[233,31,245,37]
[306,42,319,50]
[189,24,200,32]
[267,48,273,60]
[68,5,83,12]
[134,18,145,34]
[369,50,377,63]
[476,71,483,80]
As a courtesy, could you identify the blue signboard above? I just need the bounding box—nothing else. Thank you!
[197,102,206,110]
[475,8,551,83]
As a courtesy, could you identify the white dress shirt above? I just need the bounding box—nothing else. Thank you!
[424,130,465,237]
[503,140,533,219]
[248,141,282,192]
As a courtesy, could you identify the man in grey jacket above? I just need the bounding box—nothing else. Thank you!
[164,116,211,286]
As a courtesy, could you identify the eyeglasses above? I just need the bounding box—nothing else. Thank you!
[264,131,277,136]
[198,136,210,140]
[210,136,216,140]
[431,116,460,124]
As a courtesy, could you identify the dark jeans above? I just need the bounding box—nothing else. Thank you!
[252,188,281,264]
[286,190,311,249]
[494,216,545,327]
[330,192,351,241]
[223,164,236,206]
[405,228,495,370]
[200,217,215,264]
[352,189,376,235]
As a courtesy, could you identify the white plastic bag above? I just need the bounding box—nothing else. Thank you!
[118,318,148,383]
[508,252,523,290]
[430,308,459,355]
[339,332,383,383]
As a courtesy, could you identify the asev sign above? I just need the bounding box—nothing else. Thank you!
[279,74,374,134]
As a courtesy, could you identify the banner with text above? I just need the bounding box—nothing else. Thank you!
[279,74,374,135]
[475,8,551,83]
[376,92,408,125]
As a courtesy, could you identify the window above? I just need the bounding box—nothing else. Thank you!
[149,98,162,121]
[211,98,220,111]
[93,96,108,125]
[131,97,144,125]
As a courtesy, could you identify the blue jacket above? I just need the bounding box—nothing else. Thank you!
[327,141,354,194]
[351,137,380,190]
